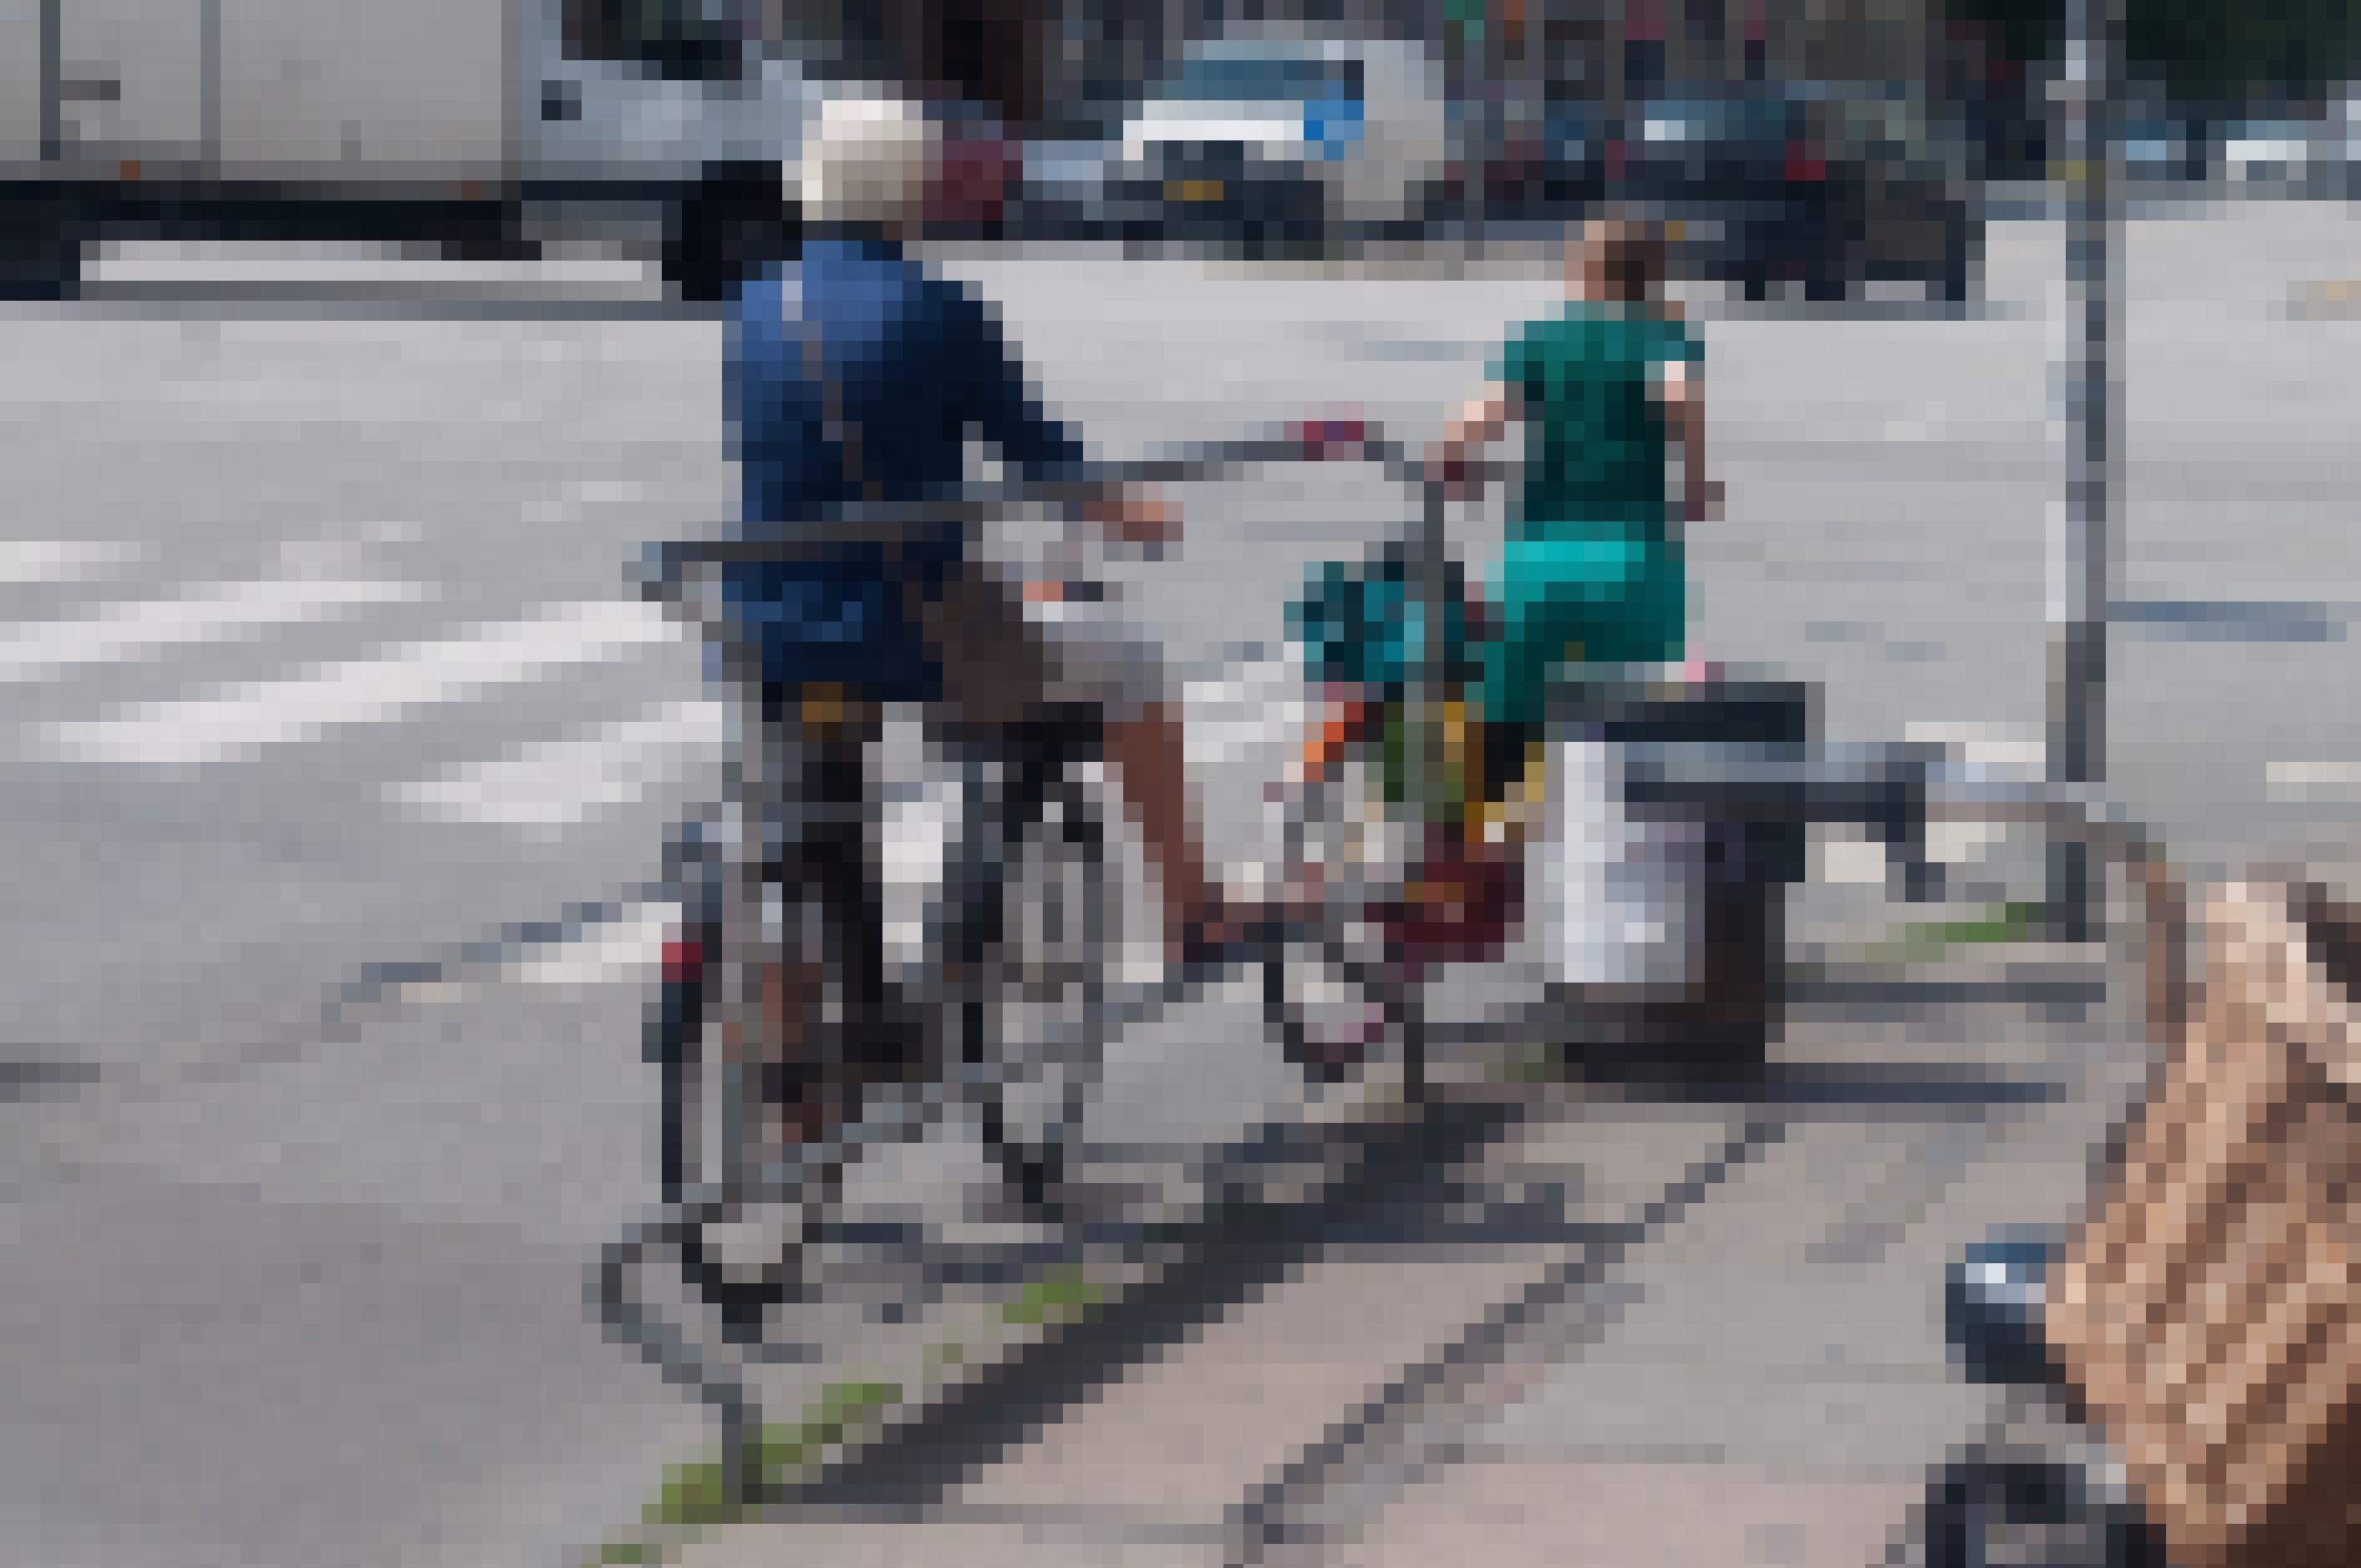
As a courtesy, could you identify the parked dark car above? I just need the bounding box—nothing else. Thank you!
[1468,102,1605,219]
[2121,116,2209,184]
[1615,84,1978,303]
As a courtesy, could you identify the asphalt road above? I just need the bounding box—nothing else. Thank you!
[2,202,2357,1568]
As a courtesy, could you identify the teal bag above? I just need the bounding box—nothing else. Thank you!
[1288,542,1479,697]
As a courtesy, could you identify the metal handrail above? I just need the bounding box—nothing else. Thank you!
[1621,747,2191,1048]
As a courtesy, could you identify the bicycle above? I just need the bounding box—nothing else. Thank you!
[631,427,1388,1339]
[1265,429,1653,1091]
[1259,429,1865,1093]
[635,534,1128,1340]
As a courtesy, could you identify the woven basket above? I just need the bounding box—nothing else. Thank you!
[2045,877,2361,1568]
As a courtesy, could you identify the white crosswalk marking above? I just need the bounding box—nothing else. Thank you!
[0,539,145,587]
[0,575,423,683]
[39,598,679,769]
[507,901,676,987]
[2266,760,2361,800]
[388,699,727,829]
[0,541,1315,1003]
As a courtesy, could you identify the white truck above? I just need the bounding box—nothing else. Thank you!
[0,0,827,298]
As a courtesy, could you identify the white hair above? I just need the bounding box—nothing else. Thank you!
[794,91,942,228]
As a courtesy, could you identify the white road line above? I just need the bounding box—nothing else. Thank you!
[507,901,676,988]
[2266,760,2361,800]
[0,539,144,587]
[519,479,650,527]
[388,699,727,829]
[0,575,423,683]
[40,599,680,770]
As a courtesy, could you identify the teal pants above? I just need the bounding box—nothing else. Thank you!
[1478,534,1685,733]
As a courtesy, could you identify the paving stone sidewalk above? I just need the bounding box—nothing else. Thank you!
[664,954,2160,1568]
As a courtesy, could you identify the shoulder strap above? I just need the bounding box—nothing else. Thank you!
[799,302,878,506]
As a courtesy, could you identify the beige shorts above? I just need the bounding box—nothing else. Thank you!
[913,559,1164,732]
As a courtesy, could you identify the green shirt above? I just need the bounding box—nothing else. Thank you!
[1475,301,1702,728]
[1493,300,1702,537]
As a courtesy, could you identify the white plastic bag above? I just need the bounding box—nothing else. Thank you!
[1541,735,1708,988]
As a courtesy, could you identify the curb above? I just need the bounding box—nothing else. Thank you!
[781,1089,1534,1503]
[1788,942,2114,1008]
[590,1086,1544,1564]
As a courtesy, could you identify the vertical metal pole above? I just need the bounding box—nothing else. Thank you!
[2047,0,2119,942]
[1402,476,1450,1106]
[39,0,62,164]
[716,638,774,1505]
[722,657,769,1215]
[199,0,221,178]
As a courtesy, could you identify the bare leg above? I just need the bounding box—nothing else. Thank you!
[1101,701,1227,956]
[711,955,834,1190]
[749,957,831,1148]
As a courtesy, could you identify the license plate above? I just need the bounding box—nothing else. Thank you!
[1166,178,1224,204]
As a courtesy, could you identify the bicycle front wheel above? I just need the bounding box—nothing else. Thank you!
[1264,760,1406,1086]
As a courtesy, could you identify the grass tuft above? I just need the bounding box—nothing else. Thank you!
[1002,1264,1106,1326]
[1863,901,2045,964]
[590,1380,904,1563]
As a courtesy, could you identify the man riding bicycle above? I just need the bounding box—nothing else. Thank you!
[716,92,1252,1228]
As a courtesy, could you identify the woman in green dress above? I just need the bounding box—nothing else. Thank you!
[1430,214,1719,820]
[1268,215,1715,961]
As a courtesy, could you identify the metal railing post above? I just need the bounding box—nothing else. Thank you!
[1401,473,1452,1106]
[2047,0,2122,945]
[716,628,774,1506]
[38,0,61,164]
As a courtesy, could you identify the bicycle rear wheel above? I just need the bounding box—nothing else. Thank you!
[663,728,906,1342]
[968,750,1116,1222]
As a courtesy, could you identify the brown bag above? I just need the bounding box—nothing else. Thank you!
[2045,877,2361,1568]
[909,557,1057,734]
[801,296,1057,735]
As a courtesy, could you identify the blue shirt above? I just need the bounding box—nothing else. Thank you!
[726,237,1086,525]
[719,236,1088,696]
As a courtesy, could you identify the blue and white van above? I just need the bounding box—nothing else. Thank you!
[1112,28,1454,241]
